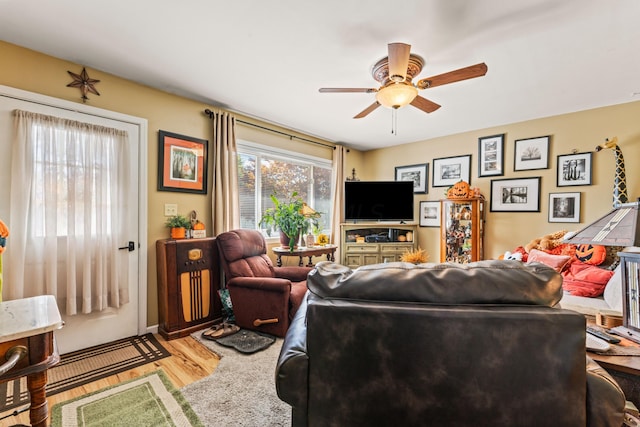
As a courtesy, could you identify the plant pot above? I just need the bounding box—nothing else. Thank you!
[170,227,186,239]
[279,231,299,249]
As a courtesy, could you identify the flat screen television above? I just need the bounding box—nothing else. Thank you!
[344,181,414,222]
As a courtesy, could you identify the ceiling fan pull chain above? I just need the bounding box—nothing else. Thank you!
[391,108,398,135]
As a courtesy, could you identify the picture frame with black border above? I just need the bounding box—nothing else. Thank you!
[478,133,504,177]
[514,135,550,171]
[432,154,471,187]
[557,152,592,186]
[419,201,440,227]
[490,177,541,212]
[548,192,581,223]
[158,130,208,194]
[395,163,428,194]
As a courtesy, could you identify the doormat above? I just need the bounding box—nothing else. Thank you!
[214,329,276,354]
[0,333,171,412]
[51,370,202,427]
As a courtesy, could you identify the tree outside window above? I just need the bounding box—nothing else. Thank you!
[237,146,332,235]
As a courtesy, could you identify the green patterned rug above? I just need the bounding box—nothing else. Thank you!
[51,370,202,427]
[1,333,171,412]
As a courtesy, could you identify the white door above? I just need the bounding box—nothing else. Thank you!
[0,86,147,354]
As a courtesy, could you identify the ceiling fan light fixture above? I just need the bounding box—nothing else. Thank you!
[375,83,418,109]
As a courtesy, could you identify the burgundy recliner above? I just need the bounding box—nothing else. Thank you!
[216,229,311,337]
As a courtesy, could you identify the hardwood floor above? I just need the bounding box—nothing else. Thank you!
[0,333,219,427]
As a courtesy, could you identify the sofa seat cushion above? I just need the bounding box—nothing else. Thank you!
[558,293,613,316]
[308,259,562,307]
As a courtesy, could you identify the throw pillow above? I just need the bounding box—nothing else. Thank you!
[527,249,572,272]
[561,263,614,297]
[575,244,607,265]
[603,265,623,313]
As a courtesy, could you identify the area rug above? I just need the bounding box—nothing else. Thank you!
[51,370,202,427]
[212,329,276,354]
[183,332,291,426]
[0,334,171,412]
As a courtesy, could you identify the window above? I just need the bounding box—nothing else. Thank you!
[237,141,333,236]
[30,120,120,237]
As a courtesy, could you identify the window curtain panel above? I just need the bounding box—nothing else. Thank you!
[6,110,130,315]
[210,110,240,235]
[331,145,347,262]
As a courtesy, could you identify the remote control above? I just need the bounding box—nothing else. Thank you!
[587,327,621,344]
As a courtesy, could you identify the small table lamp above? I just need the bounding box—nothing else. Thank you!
[564,199,640,342]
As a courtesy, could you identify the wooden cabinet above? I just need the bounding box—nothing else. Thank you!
[341,223,418,268]
[156,238,222,339]
[440,198,484,263]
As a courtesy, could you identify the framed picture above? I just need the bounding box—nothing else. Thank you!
[478,133,504,177]
[514,135,550,171]
[557,152,592,186]
[548,192,581,223]
[395,163,428,194]
[432,154,471,187]
[490,177,541,212]
[158,130,208,194]
[419,201,440,227]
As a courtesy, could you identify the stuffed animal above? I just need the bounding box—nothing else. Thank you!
[525,230,567,253]
[502,251,523,261]
[498,246,527,262]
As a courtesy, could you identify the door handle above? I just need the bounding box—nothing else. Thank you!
[118,241,136,252]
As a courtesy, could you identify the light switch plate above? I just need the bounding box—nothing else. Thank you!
[164,203,178,216]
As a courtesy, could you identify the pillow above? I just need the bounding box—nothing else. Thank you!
[561,263,614,297]
[527,249,572,272]
[575,244,607,265]
[603,264,623,312]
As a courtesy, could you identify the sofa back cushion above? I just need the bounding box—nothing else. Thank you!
[307,259,562,307]
[217,229,275,279]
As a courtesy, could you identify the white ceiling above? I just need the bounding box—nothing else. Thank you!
[1,0,639,151]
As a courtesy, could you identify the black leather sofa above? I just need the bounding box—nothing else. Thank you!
[275,260,626,427]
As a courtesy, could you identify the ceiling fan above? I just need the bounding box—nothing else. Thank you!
[319,43,488,119]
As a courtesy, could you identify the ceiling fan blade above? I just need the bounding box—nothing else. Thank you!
[416,63,488,89]
[388,43,411,82]
[354,102,381,119]
[319,88,377,93]
[410,96,441,113]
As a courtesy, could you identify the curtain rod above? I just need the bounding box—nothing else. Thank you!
[204,109,335,150]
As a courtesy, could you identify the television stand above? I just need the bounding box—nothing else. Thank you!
[340,222,418,268]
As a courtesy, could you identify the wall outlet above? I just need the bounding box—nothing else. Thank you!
[164,203,178,216]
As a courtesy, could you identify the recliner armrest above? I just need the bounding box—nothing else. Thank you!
[586,356,625,426]
[276,295,309,412]
[274,266,313,282]
[227,276,293,293]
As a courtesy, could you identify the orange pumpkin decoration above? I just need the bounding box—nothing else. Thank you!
[447,181,471,199]
[575,244,607,265]
[0,219,8,254]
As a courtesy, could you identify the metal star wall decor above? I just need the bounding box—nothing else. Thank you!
[67,67,100,103]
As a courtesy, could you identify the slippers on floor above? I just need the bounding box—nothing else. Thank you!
[202,323,225,338]
[202,322,240,340]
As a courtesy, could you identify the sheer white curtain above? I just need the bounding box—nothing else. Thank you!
[6,110,130,315]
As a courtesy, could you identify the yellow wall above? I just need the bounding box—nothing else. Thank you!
[360,102,640,261]
[3,40,639,327]
[0,41,335,326]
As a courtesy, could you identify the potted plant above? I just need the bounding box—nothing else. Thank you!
[259,192,316,250]
[164,214,192,239]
